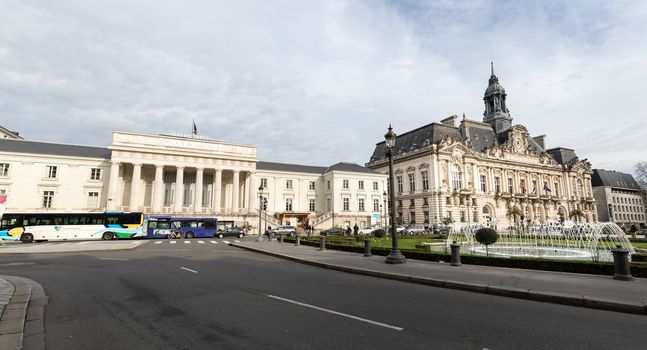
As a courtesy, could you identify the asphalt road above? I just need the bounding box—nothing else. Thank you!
[1,238,647,349]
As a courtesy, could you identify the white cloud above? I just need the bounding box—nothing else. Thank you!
[0,0,645,174]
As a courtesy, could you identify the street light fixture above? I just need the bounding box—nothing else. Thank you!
[257,185,264,242]
[382,190,387,227]
[384,125,406,264]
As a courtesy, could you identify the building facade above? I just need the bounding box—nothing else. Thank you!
[366,67,596,228]
[0,132,386,233]
[592,169,646,230]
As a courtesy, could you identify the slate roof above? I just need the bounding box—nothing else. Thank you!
[546,148,577,165]
[322,162,381,175]
[369,122,462,161]
[591,169,642,190]
[256,161,327,174]
[0,139,112,159]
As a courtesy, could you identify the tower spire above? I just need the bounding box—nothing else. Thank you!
[491,61,494,76]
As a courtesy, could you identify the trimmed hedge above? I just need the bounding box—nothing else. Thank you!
[288,237,647,278]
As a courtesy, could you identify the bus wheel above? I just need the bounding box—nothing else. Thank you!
[20,233,34,243]
[185,232,194,239]
[102,232,114,240]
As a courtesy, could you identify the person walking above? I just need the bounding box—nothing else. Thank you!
[353,224,359,236]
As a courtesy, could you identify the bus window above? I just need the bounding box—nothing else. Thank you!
[204,219,216,228]
[106,216,119,225]
[148,221,158,229]
[157,221,170,229]
[171,221,181,229]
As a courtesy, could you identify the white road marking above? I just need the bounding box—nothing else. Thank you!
[154,241,162,244]
[100,258,129,261]
[74,241,92,245]
[267,295,403,331]
[130,241,140,244]
[198,241,205,244]
[170,241,177,244]
[184,241,191,244]
[180,267,198,274]
[223,240,231,244]
[210,241,218,244]
[234,240,240,243]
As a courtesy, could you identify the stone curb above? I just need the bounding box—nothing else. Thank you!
[230,243,647,316]
[0,275,48,350]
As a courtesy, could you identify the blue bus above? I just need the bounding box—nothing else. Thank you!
[145,216,218,239]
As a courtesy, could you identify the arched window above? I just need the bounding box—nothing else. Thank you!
[451,165,462,191]
[576,179,583,197]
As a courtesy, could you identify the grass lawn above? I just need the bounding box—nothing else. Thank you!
[632,242,647,249]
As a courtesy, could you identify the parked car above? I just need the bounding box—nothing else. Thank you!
[217,227,245,239]
[357,226,373,235]
[434,224,450,234]
[405,224,426,235]
[320,227,343,236]
[385,225,406,233]
[271,225,297,237]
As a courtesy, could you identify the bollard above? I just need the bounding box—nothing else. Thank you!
[279,233,284,243]
[450,241,462,266]
[363,238,372,257]
[611,246,634,281]
[295,235,301,246]
[319,235,326,251]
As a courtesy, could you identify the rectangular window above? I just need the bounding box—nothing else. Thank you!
[309,181,315,190]
[285,198,293,211]
[358,198,365,211]
[47,165,57,178]
[495,177,501,193]
[0,163,9,176]
[327,198,331,211]
[421,171,429,190]
[423,211,429,224]
[507,178,513,193]
[373,199,380,212]
[343,179,349,189]
[358,180,364,190]
[42,191,54,208]
[87,192,99,208]
[397,176,403,193]
[260,178,268,189]
[532,180,537,194]
[309,199,315,212]
[408,174,415,192]
[554,182,559,197]
[90,168,101,180]
[480,175,487,192]
[343,198,349,211]
[286,179,293,189]
[327,180,331,190]
[373,181,379,191]
[410,212,416,224]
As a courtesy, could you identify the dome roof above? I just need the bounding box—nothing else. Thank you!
[485,80,506,95]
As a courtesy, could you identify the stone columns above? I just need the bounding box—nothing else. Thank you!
[232,170,240,213]
[472,163,479,192]
[174,166,185,213]
[195,167,204,213]
[152,164,164,212]
[245,172,254,211]
[213,169,222,213]
[129,163,142,211]
[107,161,121,211]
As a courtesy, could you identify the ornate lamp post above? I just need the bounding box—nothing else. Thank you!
[382,191,388,227]
[384,125,406,264]
[257,185,264,242]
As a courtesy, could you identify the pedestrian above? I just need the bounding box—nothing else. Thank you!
[630,223,637,239]
[353,224,359,236]
[346,226,351,236]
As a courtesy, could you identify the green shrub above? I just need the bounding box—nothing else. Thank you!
[632,253,647,263]
[475,227,499,256]
[372,228,386,238]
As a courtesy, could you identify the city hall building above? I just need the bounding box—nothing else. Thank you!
[366,66,596,228]
[0,130,386,233]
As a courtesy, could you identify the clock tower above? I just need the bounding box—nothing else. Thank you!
[483,62,513,134]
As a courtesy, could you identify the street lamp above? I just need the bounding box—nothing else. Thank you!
[384,125,406,264]
[257,185,264,242]
[382,191,387,227]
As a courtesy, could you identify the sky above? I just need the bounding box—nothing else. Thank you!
[1,0,646,174]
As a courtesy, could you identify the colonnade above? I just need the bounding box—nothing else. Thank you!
[106,161,256,214]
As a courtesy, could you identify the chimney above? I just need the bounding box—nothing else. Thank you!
[440,115,458,127]
[533,135,546,150]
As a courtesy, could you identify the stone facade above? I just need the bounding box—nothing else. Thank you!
[366,67,596,228]
[592,169,646,230]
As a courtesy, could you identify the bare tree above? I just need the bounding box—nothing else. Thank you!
[636,162,647,190]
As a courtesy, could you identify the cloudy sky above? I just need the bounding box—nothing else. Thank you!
[1,0,646,174]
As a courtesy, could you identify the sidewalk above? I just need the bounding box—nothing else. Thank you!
[231,240,647,315]
[0,276,47,350]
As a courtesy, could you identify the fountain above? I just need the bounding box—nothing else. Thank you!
[446,222,635,262]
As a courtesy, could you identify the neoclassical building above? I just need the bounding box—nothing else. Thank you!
[366,66,596,228]
[0,131,386,233]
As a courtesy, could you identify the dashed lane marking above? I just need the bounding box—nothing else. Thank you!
[180,267,198,274]
[267,295,403,331]
[198,241,205,244]
[100,258,129,261]
[74,241,92,245]
[170,241,177,244]
[184,241,191,244]
[223,240,231,244]
[154,241,162,244]
[210,241,218,244]
[234,240,241,243]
